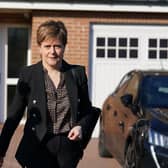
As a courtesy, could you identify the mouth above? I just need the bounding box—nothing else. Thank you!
[48,56,59,59]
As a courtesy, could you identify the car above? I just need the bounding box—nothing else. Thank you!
[98,70,168,168]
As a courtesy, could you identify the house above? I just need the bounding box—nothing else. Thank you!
[0,0,168,137]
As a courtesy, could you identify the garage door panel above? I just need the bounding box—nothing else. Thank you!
[93,62,139,108]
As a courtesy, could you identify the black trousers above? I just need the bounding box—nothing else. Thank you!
[22,133,83,168]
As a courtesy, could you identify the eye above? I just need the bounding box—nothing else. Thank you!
[44,45,51,49]
[54,45,63,49]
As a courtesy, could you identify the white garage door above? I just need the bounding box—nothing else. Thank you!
[90,24,168,137]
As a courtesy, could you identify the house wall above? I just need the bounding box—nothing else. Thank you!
[1,10,168,73]
[31,11,168,73]
[1,9,168,124]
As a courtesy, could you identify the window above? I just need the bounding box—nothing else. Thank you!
[7,27,29,115]
[129,38,138,58]
[96,37,105,58]
[107,38,116,58]
[108,38,116,46]
[148,38,168,59]
[0,25,30,121]
[119,38,127,46]
[96,37,139,59]
[8,28,28,78]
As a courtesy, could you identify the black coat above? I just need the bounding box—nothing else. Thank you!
[0,60,99,166]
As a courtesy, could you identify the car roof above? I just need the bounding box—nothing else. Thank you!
[129,69,168,77]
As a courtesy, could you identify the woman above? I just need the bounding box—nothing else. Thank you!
[0,20,99,168]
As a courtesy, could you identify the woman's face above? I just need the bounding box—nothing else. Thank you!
[39,37,65,70]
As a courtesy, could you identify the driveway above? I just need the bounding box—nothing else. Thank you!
[0,125,121,168]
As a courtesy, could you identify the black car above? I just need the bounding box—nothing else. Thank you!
[99,70,168,168]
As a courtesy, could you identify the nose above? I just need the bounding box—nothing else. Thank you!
[50,46,56,54]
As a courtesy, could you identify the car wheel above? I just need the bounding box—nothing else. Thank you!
[98,130,112,157]
[124,142,141,168]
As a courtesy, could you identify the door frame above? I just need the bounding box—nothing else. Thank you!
[0,26,6,122]
[0,24,31,123]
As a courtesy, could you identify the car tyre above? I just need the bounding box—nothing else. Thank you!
[98,130,112,157]
[124,142,141,168]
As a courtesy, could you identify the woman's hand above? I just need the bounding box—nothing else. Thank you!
[68,126,82,141]
[0,157,4,167]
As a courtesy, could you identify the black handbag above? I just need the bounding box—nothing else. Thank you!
[82,106,100,149]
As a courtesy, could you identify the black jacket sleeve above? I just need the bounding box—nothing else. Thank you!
[0,68,28,157]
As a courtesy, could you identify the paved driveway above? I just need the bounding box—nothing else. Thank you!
[0,125,121,168]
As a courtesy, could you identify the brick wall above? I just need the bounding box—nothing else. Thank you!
[31,11,91,71]
[31,11,168,73]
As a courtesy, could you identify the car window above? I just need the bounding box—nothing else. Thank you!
[123,73,140,101]
[140,75,168,108]
[114,71,140,105]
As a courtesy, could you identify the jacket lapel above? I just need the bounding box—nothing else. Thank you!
[32,61,47,139]
[62,61,78,124]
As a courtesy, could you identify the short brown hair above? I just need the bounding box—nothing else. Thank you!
[36,20,67,46]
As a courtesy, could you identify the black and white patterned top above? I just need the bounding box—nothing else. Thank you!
[44,70,72,135]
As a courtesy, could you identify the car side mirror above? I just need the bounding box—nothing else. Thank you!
[120,94,133,107]
[121,94,140,115]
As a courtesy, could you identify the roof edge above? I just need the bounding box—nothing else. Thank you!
[0,2,168,13]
